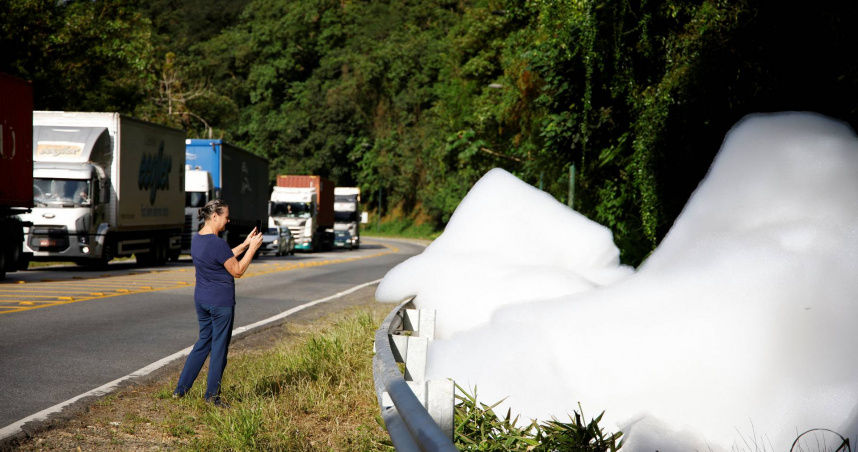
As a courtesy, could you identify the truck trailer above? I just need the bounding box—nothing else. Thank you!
[334,187,360,249]
[183,139,269,249]
[21,112,185,266]
[0,74,34,279]
[269,175,334,251]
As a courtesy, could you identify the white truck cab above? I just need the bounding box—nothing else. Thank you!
[182,167,214,251]
[269,186,317,251]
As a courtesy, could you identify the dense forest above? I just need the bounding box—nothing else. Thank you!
[3,0,858,264]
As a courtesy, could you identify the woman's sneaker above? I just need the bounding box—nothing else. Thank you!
[205,396,230,408]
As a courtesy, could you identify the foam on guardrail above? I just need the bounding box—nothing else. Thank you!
[373,298,457,452]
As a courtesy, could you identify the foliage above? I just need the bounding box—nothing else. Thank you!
[0,0,155,112]
[454,384,623,451]
[5,1,858,263]
[363,215,443,240]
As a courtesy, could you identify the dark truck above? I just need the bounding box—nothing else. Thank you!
[183,139,269,249]
[0,73,34,278]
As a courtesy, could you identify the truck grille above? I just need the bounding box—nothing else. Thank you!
[29,225,70,252]
[182,214,193,250]
[287,225,303,239]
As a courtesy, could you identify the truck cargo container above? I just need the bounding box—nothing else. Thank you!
[21,112,185,266]
[0,74,34,279]
[334,187,360,249]
[269,175,334,251]
[183,139,269,249]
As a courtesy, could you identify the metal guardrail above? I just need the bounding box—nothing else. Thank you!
[373,298,458,452]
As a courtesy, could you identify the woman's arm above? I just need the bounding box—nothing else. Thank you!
[224,229,263,278]
[231,242,249,257]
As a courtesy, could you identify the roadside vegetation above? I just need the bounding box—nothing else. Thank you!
[363,211,442,241]
[455,385,623,451]
[5,1,858,266]
[14,305,394,451]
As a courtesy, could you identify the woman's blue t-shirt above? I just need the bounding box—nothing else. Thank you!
[191,233,235,306]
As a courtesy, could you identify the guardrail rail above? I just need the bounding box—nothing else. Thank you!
[373,298,457,451]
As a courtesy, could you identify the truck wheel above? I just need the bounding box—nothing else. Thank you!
[135,253,151,266]
[99,242,114,268]
[17,254,30,270]
[7,234,21,269]
[155,240,168,266]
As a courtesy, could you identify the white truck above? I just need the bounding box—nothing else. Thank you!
[269,175,334,251]
[182,166,214,250]
[21,112,185,267]
[334,187,360,249]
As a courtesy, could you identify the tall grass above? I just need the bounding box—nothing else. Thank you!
[363,216,441,240]
[453,384,624,451]
[163,310,392,451]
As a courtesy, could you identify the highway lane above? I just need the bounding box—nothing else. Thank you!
[0,237,423,430]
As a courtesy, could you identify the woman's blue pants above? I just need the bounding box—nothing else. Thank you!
[174,303,235,400]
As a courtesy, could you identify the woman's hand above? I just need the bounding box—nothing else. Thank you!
[248,229,263,251]
[232,227,262,256]
[242,227,259,246]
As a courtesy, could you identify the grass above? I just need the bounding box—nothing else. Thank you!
[167,309,393,451]
[453,384,624,451]
[363,217,442,240]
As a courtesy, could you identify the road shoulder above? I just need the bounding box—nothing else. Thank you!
[4,283,394,451]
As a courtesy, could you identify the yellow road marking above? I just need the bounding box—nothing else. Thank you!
[0,242,398,315]
[0,288,124,294]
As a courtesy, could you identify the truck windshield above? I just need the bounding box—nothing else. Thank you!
[186,192,208,208]
[270,202,312,218]
[335,211,358,222]
[33,178,91,207]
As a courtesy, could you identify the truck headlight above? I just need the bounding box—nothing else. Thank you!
[272,239,279,245]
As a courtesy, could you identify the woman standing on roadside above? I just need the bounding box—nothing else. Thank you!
[173,199,263,407]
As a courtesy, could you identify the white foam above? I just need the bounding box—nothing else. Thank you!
[376,168,633,337]
[377,112,858,450]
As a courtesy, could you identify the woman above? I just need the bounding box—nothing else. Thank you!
[173,199,263,406]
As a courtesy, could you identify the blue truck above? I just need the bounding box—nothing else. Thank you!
[183,139,269,249]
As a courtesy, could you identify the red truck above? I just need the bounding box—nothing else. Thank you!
[0,73,34,278]
[269,175,334,251]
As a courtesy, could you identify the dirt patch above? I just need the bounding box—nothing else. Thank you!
[5,285,396,451]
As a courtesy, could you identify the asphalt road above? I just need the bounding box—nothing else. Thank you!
[0,237,424,430]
